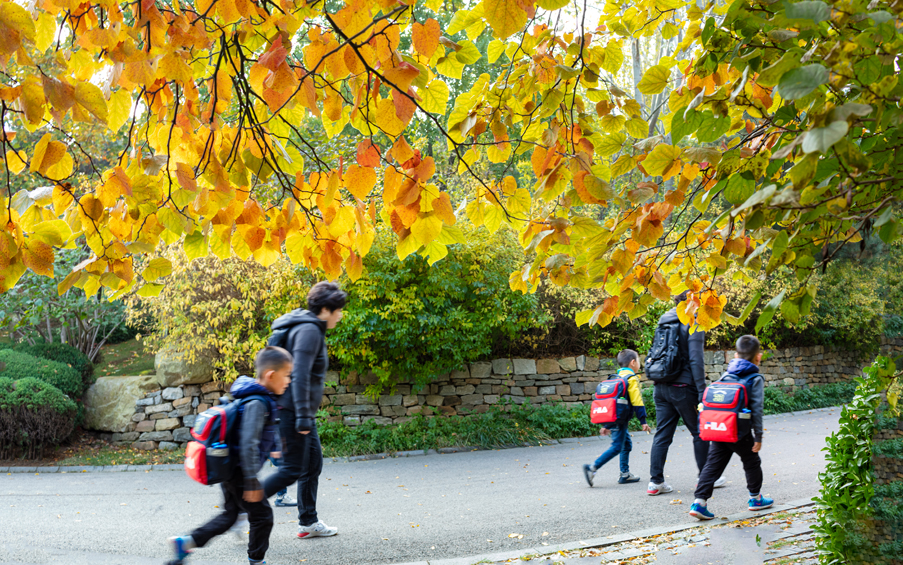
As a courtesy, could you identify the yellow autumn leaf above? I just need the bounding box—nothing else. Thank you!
[481,0,528,40]
[643,144,683,177]
[637,65,672,95]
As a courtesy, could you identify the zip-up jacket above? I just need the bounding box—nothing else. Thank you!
[230,376,278,491]
[618,367,648,426]
[724,358,765,443]
[270,309,328,432]
[655,308,706,399]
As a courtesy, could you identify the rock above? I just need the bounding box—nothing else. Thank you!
[444,396,462,406]
[173,427,192,442]
[111,432,140,442]
[426,395,444,407]
[576,355,586,371]
[491,359,514,375]
[83,376,159,432]
[172,397,192,408]
[136,420,156,432]
[403,395,419,407]
[362,416,393,425]
[439,385,456,396]
[182,415,197,428]
[585,357,600,372]
[569,383,584,395]
[556,384,570,396]
[155,418,181,431]
[132,441,157,450]
[145,402,174,415]
[131,413,146,423]
[158,441,180,451]
[456,385,476,395]
[461,394,483,405]
[484,395,500,404]
[155,347,214,387]
[343,416,361,426]
[512,359,537,375]
[332,394,356,406]
[201,381,225,394]
[536,359,560,374]
[523,386,537,396]
[341,405,379,415]
[539,385,556,395]
[558,357,578,372]
[139,431,173,442]
[378,395,403,406]
[450,368,470,380]
[162,387,184,401]
[135,397,156,407]
[470,362,492,379]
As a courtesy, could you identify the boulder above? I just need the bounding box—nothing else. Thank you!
[155,347,214,387]
[139,431,173,442]
[162,387,184,401]
[158,441,180,451]
[512,359,537,375]
[83,376,159,432]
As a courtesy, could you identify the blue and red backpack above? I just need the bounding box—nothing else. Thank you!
[698,373,760,442]
[590,375,631,424]
[184,395,269,486]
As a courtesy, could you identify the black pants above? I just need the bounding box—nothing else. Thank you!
[191,472,273,562]
[263,414,322,526]
[695,433,763,501]
[649,384,710,484]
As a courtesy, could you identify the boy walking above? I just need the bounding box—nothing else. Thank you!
[690,335,773,520]
[583,349,651,487]
[169,347,293,565]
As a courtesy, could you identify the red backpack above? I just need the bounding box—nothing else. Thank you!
[590,375,630,424]
[698,373,759,442]
[184,395,268,486]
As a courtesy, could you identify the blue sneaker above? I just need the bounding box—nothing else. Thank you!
[689,503,715,520]
[249,561,265,565]
[582,464,595,487]
[749,496,774,511]
[168,535,194,563]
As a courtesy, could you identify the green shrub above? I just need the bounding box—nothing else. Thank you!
[873,437,903,459]
[763,382,856,415]
[0,377,77,459]
[0,350,83,399]
[13,342,94,389]
[331,225,544,395]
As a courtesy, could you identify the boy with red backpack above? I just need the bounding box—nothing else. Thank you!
[168,346,293,565]
[583,349,651,487]
[690,335,772,520]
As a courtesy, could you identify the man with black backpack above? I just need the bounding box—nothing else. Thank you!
[645,291,724,496]
[262,281,347,540]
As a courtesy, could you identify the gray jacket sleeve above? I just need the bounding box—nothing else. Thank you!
[748,375,765,443]
[688,328,706,401]
[239,399,267,491]
[289,325,322,431]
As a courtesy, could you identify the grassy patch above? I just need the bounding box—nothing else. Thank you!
[56,446,183,466]
[96,339,156,377]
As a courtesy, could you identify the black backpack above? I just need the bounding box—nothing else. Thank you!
[644,319,687,384]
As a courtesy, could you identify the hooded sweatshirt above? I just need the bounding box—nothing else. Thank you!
[724,358,765,443]
[230,376,278,491]
[654,308,706,398]
[270,309,328,432]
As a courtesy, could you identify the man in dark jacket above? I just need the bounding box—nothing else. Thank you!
[169,346,292,565]
[647,291,724,495]
[263,281,347,539]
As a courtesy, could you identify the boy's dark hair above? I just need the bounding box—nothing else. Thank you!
[674,290,690,305]
[617,349,639,368]
[255,346,293,377]
[307,281,347,315]
[736,335,761,361]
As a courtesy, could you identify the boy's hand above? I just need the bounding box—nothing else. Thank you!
[270,451,282,459]
[600,428,611,436]
[641,424,651,432]
[243,489,263,503]
[752,442,762,453]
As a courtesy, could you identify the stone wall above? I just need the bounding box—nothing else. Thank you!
[111,337,903,450]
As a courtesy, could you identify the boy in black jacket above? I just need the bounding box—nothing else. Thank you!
[690,335,773,520]
[168,347,293,565]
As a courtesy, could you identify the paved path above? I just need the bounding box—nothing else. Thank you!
[0,410,839,565]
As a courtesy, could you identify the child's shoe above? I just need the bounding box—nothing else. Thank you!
[748,495,774,511]
[646,481,673,495]
[275,493,297,507]
[168,535,195,564]
[249,560,265,565]
[618,472,640,484]
[582,464,596,487]
[689,503,715,520]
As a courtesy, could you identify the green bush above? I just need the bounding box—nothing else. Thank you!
[0,350,83,399]
[873,437,903,458]
[13,342,94,389]
[0,377,77,459]
[330,225,544,395]
[763,382,856,415]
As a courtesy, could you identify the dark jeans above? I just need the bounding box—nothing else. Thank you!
[263,414,322,526]
[695,433,763,501]
[592,424,632,473]
[191,472,273,562]
[649,384,709,484]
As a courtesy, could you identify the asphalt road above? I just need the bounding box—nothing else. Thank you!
[0,410,839,565]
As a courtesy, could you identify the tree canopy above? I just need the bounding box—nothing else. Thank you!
[0,0,900,332]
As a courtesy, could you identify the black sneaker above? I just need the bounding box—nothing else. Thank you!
[582,464,596,487]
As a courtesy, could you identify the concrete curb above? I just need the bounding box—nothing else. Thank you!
[4,406,842,474]
[392,497,819,565]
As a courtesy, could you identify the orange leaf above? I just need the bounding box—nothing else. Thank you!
[344,165,376,200]
[412,18,440,58]
[390,136,415,165]
[357,140,381,167]
[432,192,456,225]
[176,162,197,193]
[22,240,54,276]
[383,62,421,93]
[346,251,363,281]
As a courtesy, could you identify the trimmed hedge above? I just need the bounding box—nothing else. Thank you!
[13,342,94,389]
[0,377,77,459]
[0,350,83,399]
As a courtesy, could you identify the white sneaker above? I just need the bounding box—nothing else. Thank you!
[230,513,249,542]
[714,475,727,489]
[647,481,673,495]
[298,520,338,539]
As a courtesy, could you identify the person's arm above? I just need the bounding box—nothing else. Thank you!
[290,325,322,432]
[687,327,706,401]
[627,377,647,425]
[239,399,267,492]
[748,375,765,443]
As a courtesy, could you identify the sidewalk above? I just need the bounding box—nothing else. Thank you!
[403,498,818,565]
